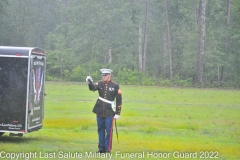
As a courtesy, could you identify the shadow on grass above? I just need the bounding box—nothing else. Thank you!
[0,135,43,143]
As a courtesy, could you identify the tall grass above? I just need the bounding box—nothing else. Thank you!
[0,82,239,160]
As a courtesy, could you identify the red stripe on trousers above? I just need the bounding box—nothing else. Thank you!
[108,117,114,152]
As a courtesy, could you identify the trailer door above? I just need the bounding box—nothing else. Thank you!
[28,55,45,131]
[0,57,28,132]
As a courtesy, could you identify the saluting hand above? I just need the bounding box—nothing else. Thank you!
[86,76,93,83]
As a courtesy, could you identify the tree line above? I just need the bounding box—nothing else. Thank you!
[0,0,239,88]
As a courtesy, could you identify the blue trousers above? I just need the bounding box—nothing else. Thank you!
[96,115,114,152]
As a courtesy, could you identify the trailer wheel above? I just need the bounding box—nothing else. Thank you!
[0,132,4,136]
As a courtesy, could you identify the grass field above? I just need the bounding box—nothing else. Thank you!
[0,81,240,160]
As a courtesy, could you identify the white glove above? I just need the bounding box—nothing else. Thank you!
[114,114,120,120]
[86,76,93,83]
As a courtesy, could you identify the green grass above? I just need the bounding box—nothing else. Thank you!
[0,82,240,160]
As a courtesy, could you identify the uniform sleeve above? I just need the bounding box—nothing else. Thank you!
[115,85,122,115]
[88,81,98,91]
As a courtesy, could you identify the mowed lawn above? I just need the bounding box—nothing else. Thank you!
[0,81,239,160]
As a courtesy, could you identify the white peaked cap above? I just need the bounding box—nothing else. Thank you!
[100,69,113,74]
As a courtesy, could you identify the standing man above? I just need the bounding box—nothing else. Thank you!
[86,69,122,153]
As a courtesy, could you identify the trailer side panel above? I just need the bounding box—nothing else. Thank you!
[28,55,45,131]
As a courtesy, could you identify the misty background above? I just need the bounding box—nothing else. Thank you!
[0,0,239,88]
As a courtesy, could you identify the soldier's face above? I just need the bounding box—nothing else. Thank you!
[102,74,111,82]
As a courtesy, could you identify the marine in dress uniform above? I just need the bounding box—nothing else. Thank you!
[86,69,122,153]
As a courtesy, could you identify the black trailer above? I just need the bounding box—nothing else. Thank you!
[0,46,46,136]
